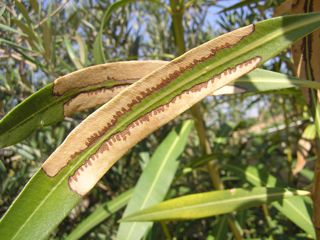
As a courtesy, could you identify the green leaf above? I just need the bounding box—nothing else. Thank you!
[12,18,39,50]
[93,33,104,64]
[64,36,83,69]
[75,34,88,66]
[226,165,316,238]
[42,21,52,64]
[14,0,32,25]
[302,124,316,140]
[0,23,27,36]
[0,38,34,52]
[300,168,314,181]
[93,0,161,64]
[211,215,228,240]
[122,187,309,222]
[93,0,138,64]
[219,0,260,13]
[30,0,39,13]
[230,68,320,93]
[117,120,193,240]
[66,189,133,240]
[3,42,43,69]
[1,14,320,240]
[0,5,6,17]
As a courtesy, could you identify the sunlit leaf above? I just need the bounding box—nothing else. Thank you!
[66,189,133,240]
[117,120,193,240]
[122,188,309,222]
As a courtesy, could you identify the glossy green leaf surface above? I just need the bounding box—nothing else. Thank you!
[1,13,320,240]
[66,189,133,240]
[211,215,229,240]
[122,187,309,222]
[117,120,193,240]
[219,0,260,13]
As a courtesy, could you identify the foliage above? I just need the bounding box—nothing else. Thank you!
[0,1,320,239]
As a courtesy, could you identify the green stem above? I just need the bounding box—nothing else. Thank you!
[262,205,276,239]
[280,96,293,183]
[160,221,172,239]
[169,1,243,239]
[311,92,320,239]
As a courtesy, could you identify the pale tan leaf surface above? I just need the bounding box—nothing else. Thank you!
[293,138,312,176]
[43,25,258,195]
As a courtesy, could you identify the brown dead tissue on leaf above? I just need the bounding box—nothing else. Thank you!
[42,24,255,183]
[53,60,167,95]
[68,57,262,196]
[293,138,312,176]
[63,85,130,116]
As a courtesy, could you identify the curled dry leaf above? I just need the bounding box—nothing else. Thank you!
[42,25,260,195]
[293,138,312,176]
[55,61,166,116]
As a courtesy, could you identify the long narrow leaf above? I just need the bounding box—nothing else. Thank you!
[93,0,138,64]
[93,0,162,64]
[219,0,260,13]
[66,189,133,240]
[122,187,309,222]
[117,120,193,240]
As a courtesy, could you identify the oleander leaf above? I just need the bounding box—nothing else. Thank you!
[122,187,309,222]
[93,0,139,64]
[65,189,133,240]
[117,120,193,240]
[2,63,320,148]
[219,0,260,13]
[93,0,162,64]
[1,13,320,240]
[67,120,192,240]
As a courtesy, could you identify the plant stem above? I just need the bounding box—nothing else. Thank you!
[291,1,320,237]
[169,1,243,239]
[262,205,276,239]
[311,94,320,239]
[280,96,293,183]
[160,221,172,239]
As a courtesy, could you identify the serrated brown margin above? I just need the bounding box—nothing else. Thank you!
[42,24,255,178]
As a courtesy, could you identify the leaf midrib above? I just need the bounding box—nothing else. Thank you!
[126,190,300,220]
